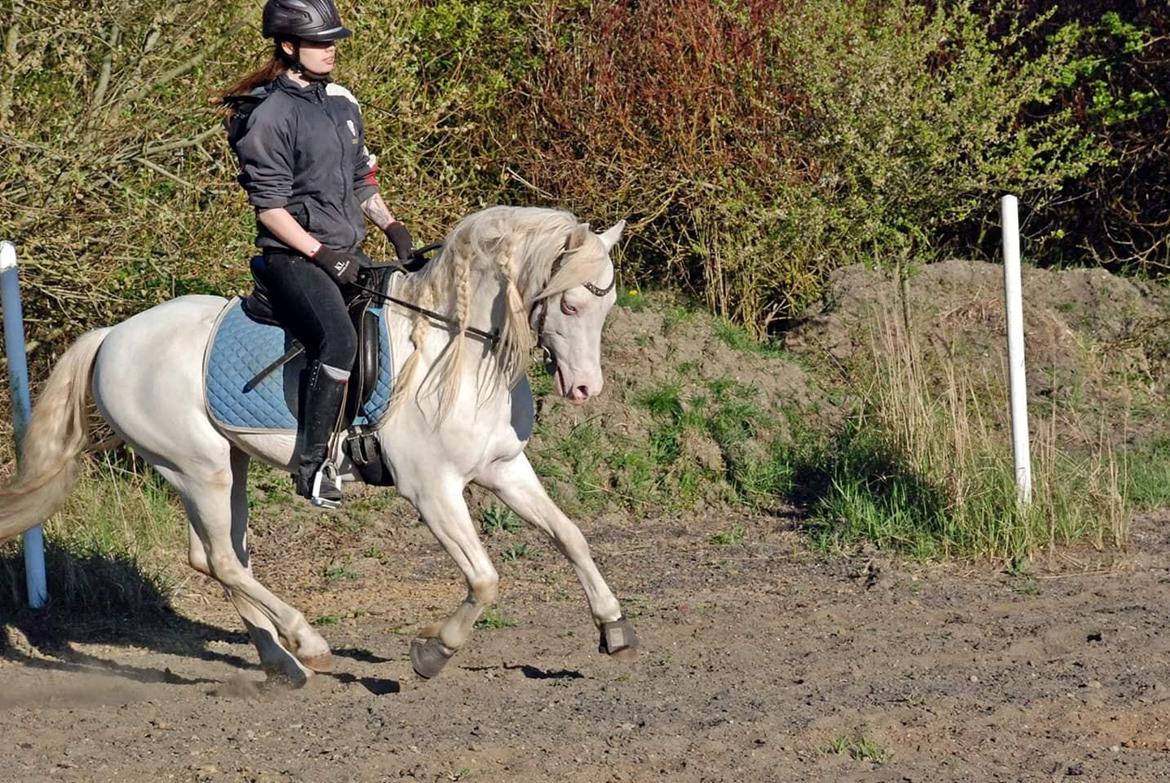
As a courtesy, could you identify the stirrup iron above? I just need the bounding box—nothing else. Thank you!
[310,461,342,509]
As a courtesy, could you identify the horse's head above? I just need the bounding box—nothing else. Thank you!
[534,220,625,405]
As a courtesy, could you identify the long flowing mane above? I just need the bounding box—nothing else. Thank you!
[390,206,613,419]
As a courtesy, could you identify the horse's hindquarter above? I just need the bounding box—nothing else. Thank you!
[92,295,235,470]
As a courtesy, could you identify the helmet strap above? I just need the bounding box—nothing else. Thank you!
[276,39,332,84]
[291,40,332,83]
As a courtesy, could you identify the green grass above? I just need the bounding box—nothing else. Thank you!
[766,309,1128,561]
[617,287,646,312]
[0,452,185,619]
[474,607,515,629]
[825,730,892,763]
[312,614,343,626]
[324,564,360,582]
[502,542,541,561]
[529,363,555,397]
[1120,437,1170,509]
[709,523,747,546]
[482,505,522,535]
[713,319,787,357]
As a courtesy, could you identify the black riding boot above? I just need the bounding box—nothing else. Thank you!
[294,362,348,508]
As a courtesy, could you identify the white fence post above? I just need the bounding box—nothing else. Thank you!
[1000,196,1033,506]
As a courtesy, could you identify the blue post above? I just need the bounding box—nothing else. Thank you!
[0,241,47,609]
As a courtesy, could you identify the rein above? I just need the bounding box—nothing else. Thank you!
[349,273,502,348]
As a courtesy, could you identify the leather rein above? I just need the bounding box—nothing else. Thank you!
[352,236,616,352]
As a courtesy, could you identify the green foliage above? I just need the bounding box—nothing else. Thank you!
[709,523,746,546]
[1120,438,1170,510]
[502,542,541,561]
[474,607,515,629]
[529,359,790,516]
[481,505,523,535]
[511,0,1108,334]
[825,730,893,763]
[766,307,1128,561]
[324,563,360,581]
[0,452,184,618]
[0,0,1148,354]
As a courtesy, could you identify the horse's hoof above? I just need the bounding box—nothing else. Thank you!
[299,652,335,673]
[410,636,455,679]
[598,616,639,661]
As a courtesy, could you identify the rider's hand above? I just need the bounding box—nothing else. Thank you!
[384,221,414,261]
[309,245,360,285]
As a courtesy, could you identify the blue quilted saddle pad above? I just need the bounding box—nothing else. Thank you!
[204,298,394,433]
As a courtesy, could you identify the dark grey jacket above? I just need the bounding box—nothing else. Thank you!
[234,74,379,252]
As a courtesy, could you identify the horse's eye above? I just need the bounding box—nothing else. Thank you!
[560,299,578,316]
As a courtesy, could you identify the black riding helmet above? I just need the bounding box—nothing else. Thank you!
[262,0,352,42]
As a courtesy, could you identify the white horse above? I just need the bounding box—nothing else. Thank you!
[0,206,638,685]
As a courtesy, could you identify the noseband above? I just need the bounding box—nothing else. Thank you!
[531,236,617,341]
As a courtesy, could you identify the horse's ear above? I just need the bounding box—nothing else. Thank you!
[598,220,626,253]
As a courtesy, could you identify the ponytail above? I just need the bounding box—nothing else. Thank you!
[213,46,287,108]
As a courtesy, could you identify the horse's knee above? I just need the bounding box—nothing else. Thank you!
[470,570,499,606]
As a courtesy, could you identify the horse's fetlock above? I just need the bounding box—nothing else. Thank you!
[469,573,498,605]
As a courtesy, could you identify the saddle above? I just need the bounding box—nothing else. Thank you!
[227,247,439,487]
[241,255,387,423]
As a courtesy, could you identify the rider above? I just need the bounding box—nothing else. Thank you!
[220,0,413,508]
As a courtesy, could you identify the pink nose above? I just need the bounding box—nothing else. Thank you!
[570,384,591,403]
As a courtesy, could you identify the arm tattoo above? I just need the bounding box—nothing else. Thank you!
[361,193,396,230]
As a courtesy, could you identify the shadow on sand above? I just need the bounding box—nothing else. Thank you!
[0,543,254,688]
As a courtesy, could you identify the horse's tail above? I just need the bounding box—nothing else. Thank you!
[0,327,117,542]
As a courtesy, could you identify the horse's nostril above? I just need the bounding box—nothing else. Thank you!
[575,385,590,400]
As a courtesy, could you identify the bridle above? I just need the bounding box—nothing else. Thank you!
[530,236,617,342]
[351,231,616,353]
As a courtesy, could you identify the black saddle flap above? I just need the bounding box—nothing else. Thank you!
[345,307,381,421]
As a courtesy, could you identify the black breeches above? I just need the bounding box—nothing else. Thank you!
[262,251,357,371]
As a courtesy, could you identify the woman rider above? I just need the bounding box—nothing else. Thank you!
[221,0,412,508]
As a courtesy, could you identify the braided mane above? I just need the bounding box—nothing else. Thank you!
[389,206,612,419]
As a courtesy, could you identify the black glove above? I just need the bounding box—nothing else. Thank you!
[309,245,360,285]
[384,221,414,261]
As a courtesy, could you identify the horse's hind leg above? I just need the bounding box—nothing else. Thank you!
[399,474,499,679]
[184,449,332,679]
[475,453,637,661]
[159,454,330,685]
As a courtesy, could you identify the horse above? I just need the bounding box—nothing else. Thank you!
[0,205,638,686]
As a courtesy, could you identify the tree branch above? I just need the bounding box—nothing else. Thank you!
[0,5,20,129]
[92,24,119,109]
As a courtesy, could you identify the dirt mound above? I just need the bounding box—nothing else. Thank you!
[786,259,1170,446]
[515,299,815,516]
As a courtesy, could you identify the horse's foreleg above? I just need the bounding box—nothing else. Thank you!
[403,476,499,679]
[475,453,638,661]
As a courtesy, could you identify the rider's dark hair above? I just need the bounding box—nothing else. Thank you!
[214,45,288,106]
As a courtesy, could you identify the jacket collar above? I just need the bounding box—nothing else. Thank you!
[273,73,327,102]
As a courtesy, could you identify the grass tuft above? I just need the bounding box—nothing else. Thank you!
[1,452,184,620]
[773,302,1128,561]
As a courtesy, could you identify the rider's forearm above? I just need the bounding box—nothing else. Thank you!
[360,192,397,231]
[257,208,322,257]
